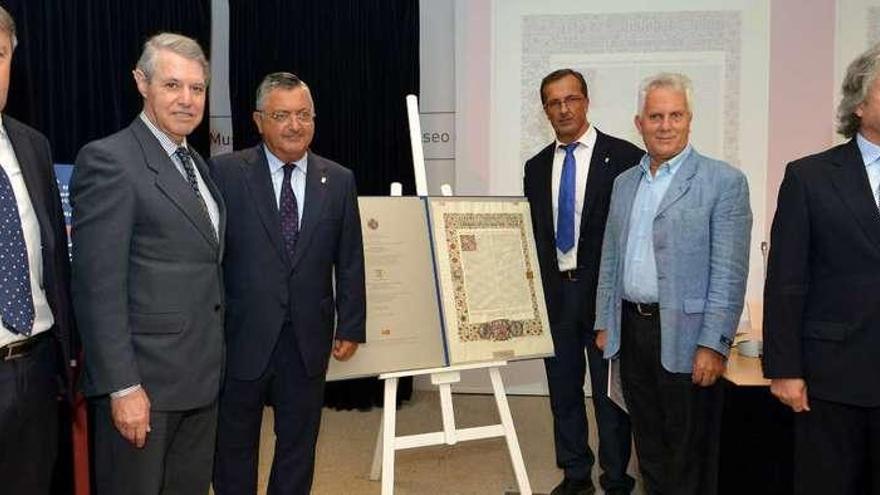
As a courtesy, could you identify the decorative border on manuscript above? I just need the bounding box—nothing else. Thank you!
[441,212,544,343]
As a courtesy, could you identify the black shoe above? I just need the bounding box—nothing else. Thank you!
[549,477,596,495]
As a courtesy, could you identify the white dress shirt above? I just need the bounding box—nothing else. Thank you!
[551,125,597,271]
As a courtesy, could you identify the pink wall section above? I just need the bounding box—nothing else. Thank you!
[766,0,836,235]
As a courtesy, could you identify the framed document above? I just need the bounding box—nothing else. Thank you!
[327,197,446,380]
[426,197,554,364]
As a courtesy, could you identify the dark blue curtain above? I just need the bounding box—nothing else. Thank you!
[228,0,419,196]
[4,0,212,163]
[228,0,420,409]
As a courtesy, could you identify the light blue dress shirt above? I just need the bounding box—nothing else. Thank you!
[622,144,692,303]
[856,133,880,208]
[264,146,307,224]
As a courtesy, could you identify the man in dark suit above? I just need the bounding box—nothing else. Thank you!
[71,33,225,495]
[523,68,642,495]
[0,7,75,494]
[764,43,880,495]
[211,72,365,495]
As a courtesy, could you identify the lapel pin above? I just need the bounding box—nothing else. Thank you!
[321,176,327,184]
[604,156,610,164]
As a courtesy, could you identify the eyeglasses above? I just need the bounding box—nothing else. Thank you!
[259,110,315,124]
[543,95,585,112]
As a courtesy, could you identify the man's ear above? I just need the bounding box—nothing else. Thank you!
[133,69,149,99]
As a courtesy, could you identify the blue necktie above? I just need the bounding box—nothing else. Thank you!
[556,142,578,253]
[279,163,300,260]
[0,165,34,335]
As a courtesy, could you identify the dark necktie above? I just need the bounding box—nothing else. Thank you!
[0,165,34,335]
[175,147,215,238]
[280,163,299,260]
[556,142,578,253]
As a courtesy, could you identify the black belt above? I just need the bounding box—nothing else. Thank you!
[0,332,49,361]
[559,269,584,282]
[623,300,660,318]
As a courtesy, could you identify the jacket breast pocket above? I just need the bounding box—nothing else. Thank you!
[130,312,186,335]
[803,321,853,342]
[676,207,711,253]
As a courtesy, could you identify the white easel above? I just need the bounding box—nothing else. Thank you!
[366,96,532,495]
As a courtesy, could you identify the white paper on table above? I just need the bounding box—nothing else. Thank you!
[607,359,628,414]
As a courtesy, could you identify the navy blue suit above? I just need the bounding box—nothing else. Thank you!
[0,116,74,495]
[523,129,641,492]
[764,138,880,494]
[211,145,365,495]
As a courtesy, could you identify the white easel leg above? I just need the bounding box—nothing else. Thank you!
[490,367,532,495]
[369,417,384,481]
[381,377,399,495]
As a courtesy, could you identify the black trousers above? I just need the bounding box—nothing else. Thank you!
[544,278,635,492]
[619,302,723,495]
[214,325,326,495]
[0,334,60,495]
[793,396,880,495]
[92,399,217,495]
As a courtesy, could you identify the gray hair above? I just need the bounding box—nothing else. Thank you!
[136,33,209,84]
[0,6,17,51]
[637,72,694,116]
[837,43,880,138]
[255,72,313,111]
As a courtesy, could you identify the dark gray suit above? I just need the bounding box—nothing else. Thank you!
[71,117,226,494]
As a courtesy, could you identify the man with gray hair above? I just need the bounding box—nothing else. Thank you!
[595,72,751,494]
[764,43,880,494]
[211,72,365,494]
[71,32,225,494]
[0,6,75,494]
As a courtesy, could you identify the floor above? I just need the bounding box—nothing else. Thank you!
[248,391,642,495]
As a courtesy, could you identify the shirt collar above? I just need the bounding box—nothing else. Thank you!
[555,124,596,151]
[139,112,187,158]
[856,133,880,167]
[263,144,309,176]
[638,143,692,178]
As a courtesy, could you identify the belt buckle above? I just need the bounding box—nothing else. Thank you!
[560,269,579,282]
[635,303,654,317]
[3,338,30,361]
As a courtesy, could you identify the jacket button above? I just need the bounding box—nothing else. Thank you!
[214,304,221,312]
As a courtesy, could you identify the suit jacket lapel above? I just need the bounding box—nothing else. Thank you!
[579,130,611,236]
[131,118,218,250]
[290,154,327,269]
[534,145,556,242]
[6,121,54,254]
[191,149,225,259]
[242,146,288,266]
[830,139,880,250]
[655,149,698,218]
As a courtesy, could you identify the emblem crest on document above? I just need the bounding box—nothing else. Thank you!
[460,234,477,252]
[367,218,379,230]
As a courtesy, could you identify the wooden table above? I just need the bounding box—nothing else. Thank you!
[718,302,793,494]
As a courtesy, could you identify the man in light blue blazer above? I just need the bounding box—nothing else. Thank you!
[594,73,751,495]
